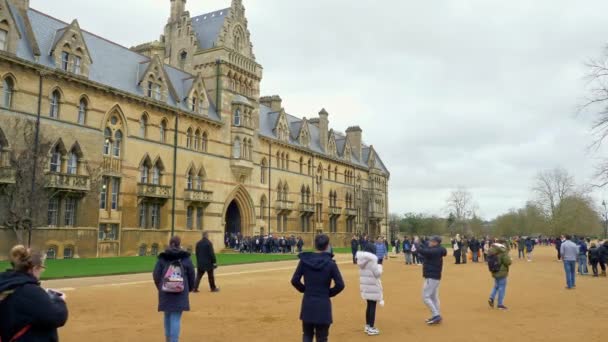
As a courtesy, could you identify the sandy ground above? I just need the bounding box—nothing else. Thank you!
[47,247,607,342]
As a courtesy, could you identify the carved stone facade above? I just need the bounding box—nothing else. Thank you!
[0,0,389,259]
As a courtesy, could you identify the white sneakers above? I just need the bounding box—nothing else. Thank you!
[364,325,380,336]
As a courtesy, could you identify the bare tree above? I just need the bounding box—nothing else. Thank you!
[532,168,577,221]
[583,52,608,186]
[445,187,477,234]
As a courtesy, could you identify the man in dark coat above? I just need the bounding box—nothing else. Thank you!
[152,236,195,342]
[418,236,447,325]
[194,231,220,292]
[469,237,481,263]
[351,235,359,264]
[291,234,345,342]
[555,238,562,260]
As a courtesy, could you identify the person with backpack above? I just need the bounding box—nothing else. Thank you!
[417,236,447,325]
[351,235,360,264]
[357,243,384,336]
[153,236,196,342]
[194,231,220,293]
[291,234,345,342]
[0,245,68,342]
[487,241,512,310]
[403,237,413,265]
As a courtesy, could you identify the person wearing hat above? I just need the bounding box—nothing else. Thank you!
[417,236,447,325]
[487,241,511,310]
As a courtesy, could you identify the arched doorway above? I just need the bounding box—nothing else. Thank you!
[225,200,241,235]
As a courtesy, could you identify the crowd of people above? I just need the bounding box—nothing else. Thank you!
[225,233,304,254]
[1,232,607,341]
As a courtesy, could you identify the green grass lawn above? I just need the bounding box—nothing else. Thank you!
[0,253,298,280]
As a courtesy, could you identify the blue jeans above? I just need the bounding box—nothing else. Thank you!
[404,252,412,264]
[164,311,183,342]
[577,255,588,274]
[563,261,576,288]
[490,277,507,306]
[472,252,479,262]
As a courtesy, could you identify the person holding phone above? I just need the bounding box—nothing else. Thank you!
[0,245,69,341]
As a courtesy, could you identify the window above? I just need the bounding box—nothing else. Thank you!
[147,81,153,98]
[63,246,74,259]
[47,197,59,226]
[186,128,192,148]
[64,198,76,226]
[153,84,162,101]
[194,130,200,150]
[67,152,77,174]
[100,177,108,209]
[179,51,187,69]
[201,132,208,152]
[160,120,167,143]
[50,145,62,172]
[49,90,60,118]
[113,130,122,157]
[46,246,57,260]
[2,77,13,108]
[0,29,7,51]
[78,98,87,125]
[196,174,203,190]
[197,207,203,230]
[139,115,148,138]
[260,158,267,184]
[140,165,149,183]
[151,204,160,228]
[103,128,112,155]
[138,244,147,256]
[234,109,241,126]
[73,55,82,74]
[152,165,160,185]
[233,139,241,158]
[61,51,69,71]
[187,172,193,190]
[151,244,159,256]
[186,206,193,230]
[191,97,197,112]
[138,204,147,228]
[111,178,120,210]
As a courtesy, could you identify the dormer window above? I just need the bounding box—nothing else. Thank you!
[73,55,82,74]
[0,29,7,51]
[61,51,69,71]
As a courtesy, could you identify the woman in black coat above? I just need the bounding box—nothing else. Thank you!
[153,236,195,342]
[0,245,68,342]
[291,234,345,342]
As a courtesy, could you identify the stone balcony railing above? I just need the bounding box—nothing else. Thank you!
[0,167,16,184]
[184,189,213,203]
[275,200,294,213]
[369,210,384,219]
[45,173,90,192]
[328,206,342,216]
[137,183,172,199]
[345,208,358,217]
[299,203,315,213]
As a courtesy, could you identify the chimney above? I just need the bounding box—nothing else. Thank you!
[260,95,282,112]
[318,108,329,152]
[170,0,186,22]
[346,126,362,160]
[11,0,29,13]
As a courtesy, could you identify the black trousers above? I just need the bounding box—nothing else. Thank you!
[557,249,561,260]
[302,322,329,342]
[352,251,357,264]
[377,258,384,265]
[366,300,377,327]
[195,268,216,291]
[454,251,461,264]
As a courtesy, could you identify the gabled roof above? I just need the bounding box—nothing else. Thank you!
[191,8,230,50]
[9,7,221,122]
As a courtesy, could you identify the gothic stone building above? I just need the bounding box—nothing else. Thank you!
[0,0,389,259]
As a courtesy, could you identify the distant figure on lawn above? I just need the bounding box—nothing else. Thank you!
[0,245,68,342]
[418,236,447,325]
[291,234,345,342]
[194,231,220,293]
[560,235,578,289]
[153,236,195,342]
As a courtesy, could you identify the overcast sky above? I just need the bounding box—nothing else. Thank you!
[30,0,608,219]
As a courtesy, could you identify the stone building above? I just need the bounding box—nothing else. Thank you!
[0,0,390,259]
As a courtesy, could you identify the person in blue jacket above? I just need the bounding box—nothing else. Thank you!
[375,237,388,265]
[291,234,345,342]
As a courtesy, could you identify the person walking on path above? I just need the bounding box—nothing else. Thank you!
[418,236,447,325]
[525,237,535,262]
[461,237,469,264]
[517,237,526,260]
[589,243,602,277]
[357,244,384,336]
[487,241,512,310]
[375,237,388,265]
[194,232,220,293]
[555,238,562,261]
[577,239,589,275]
[291,234,345,342]
[0,245,69,342]
[560,235,578,289]
[452,235,462,265]
[351,235,360,264]
[469,237,481,263]
[403,238,413,265]
[153,236,196,342]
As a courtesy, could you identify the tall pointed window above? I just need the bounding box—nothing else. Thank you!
[2,77,14,109]
[78,98,87,125]
[233,138,241,158]
[113,130,122,157]
[67,152,78,175]
[234,109,241,126]
[50,145,62,173]
[160,120,167,143]
[0,29,7,51]
[139,115,148,138]
[103,128,112,155]
[49,90,60,118]
[61,51,70,71]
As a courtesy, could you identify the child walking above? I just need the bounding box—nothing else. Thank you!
[417,236,447,325]
[357,244,384,336]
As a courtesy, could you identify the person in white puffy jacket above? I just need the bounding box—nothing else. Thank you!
[356,244,384,336]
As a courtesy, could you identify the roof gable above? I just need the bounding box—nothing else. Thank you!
[138,54,179,103]
[49,19,92,63]
[274,109,290,142]
[298,118,311,148]
[327,129,337,157]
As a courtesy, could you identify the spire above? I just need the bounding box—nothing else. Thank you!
[170,0,186,22]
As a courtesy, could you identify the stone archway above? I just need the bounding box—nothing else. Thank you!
[222,185,255,237]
